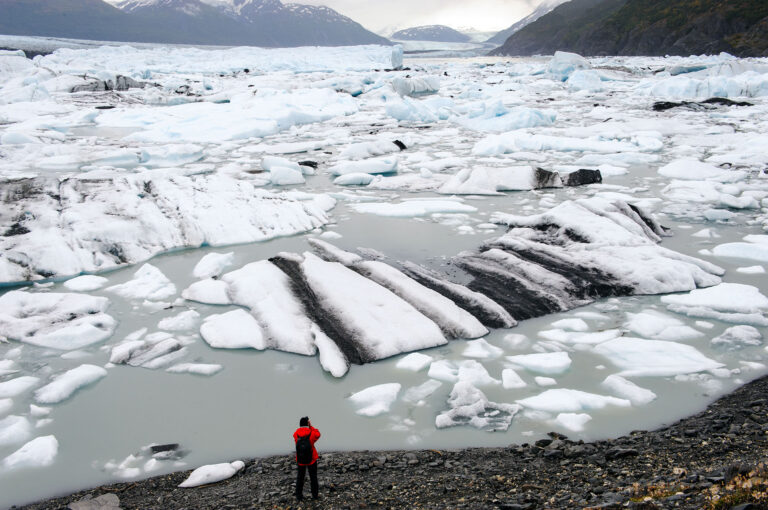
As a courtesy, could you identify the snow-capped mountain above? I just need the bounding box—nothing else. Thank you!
[391,25,471,43]
[486,0,570,44]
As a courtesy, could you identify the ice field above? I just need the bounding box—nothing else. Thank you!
[1,42,768,507]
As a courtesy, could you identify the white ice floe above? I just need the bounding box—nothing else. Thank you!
[713,236,768,263]
[395,353,434,372]
[658,159,734,181]
[0,291,115,350]
[435,381,520,431]
[181,279,231,305]
[333,173,375,186]
[601,374,657,405]
[0,399,11,416]
[737,266,765,274]
[439,166,561,195]
[428,359,500,386]
[200,310,266,350]
[338,140,402,160]
[455,103,556,133]
[328,157,398,176]
[711,325,763,350]
[593,337,723,377]
[166,364,223,376]
[1,435,58,471]
[178,460,245,488]
[34,364,108,405]
[109,332,186,369]
[553,413,592,432]
[193,252,235,280]
[462,339,503,359]
[535,377,557,387]
[517,389,631,413]
[661,283,768,326]
[63,275,109,292]
[0,377,40,399]
[501,368,527,389]
[391,76,440,97]
[351,199,477,217]
[550,319,589,332]
[0,415,32,447]
[158,310,200,332]
[506,352,571,376]
[0,360,19,377]
[312,325,348,378]
[548,51,591,81]
[402,380,443,404]
[348,383,401,417]
[623,310,703,341]
[29,405,50,418]
[107,264,176,301]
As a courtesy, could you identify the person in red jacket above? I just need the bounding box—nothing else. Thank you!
[293,416,321,500]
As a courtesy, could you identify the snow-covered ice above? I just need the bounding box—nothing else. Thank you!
[34,365,108,405]
[192,252,235,280]
[1,435,58,471]
[199,309,265,350]
[661,283,768,326]
[593,338,724,377]
[348,383,401,417]
[395,353,434,372]
[506,352,571,376]
[601,375,657,406]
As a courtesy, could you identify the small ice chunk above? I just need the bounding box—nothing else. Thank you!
[333,173,375,186]
[351,199,476,217]
[593,337,723,377]
[624,310,703,341]
[737,266,765,274]
[200,310,266,350]
[181,279,231,305]
[0,360,19,377]
[428,360,499,386]
[550,318,589,332]
[601,374,656,405]
[517,389,631,413]
[713,242,768,263]
[506,352,571,376]
[166,363,223,376]
[29,405,50,418]
[658,159,732,181]
[435,381,520,431]
[711,326,762,350]
[1,435,58,470]
[328,157,398,176]
[535,377,557,387]
[0,377,40,398]
[403,380,443,404]
[553,413,592,432]
[462,339,503,359]
[312,324,348,378]
[63,275,109,292]
[661,283,768,326]
[348,383,401,417]
[107,264,176,301]
[501,368,526,389]
[395,353,434,372]
[261,156,302,173]
[503,334,530,350]
[270,166,306,186]
[0,415,32,447]
[158,310,200,332]
[34,365,108,405]
[193,252,234,279]
[178,460,245,488]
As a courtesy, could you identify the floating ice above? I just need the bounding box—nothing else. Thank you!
[624,310,703,341]
[551,319,589,332]
[737,266,765,274]
[593,337,724,377]
[402,380,443,404]
[567,70,604,92]
[348,383,401,417]
[428,359,499,386]
[107,264,176,301]
[517,389,631,413]
[391,76,440,97]
[395,353,434,372]
[269,166,305,186]
[548,51,591,81]
[351,199,477,217]
[0,291,115,350]
[1,435,58,471]
[63,275,109,292]
[0,377,40,399]
[553,413,592,432]
[193,252,235,280]
[158,310,200,332]
[455,103,556,133]
[435,381,520,431]
[109,332,186,369]
[333,173,375,186]
[312,325,348,378]
[462,339,503,359]
[338,140,402,160]
[501,368,526,389]
[0,399,11,416]
[181,279,231,305]
[601,374,656,405]
[661,283,768,326]
[34,364,108,405]
[439,166,562,195]
[713,236,768,263]
[506,352,571,376]
[658,159,734,181]
[0,415,32,447]
[200,310,266,350]
[711,326,762,350]
[328,157,398,176]
[178,460,245,488]
[535,377,557,386]
[0,360,19,377]
[166,364,223,376]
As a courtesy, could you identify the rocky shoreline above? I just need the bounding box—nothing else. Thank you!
[16,375,768,510]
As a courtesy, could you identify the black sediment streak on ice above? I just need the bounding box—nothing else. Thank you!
[268,255,368,365]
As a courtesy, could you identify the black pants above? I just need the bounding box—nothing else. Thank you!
[296,462,318,499]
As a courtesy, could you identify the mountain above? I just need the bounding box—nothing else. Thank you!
[0,0,389,48]
[486,0,570,45]
[490,0,768,57]
[391,25,471,43]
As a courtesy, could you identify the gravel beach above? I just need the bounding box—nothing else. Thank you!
[16,375,768,510]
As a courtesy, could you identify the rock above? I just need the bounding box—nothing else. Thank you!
[534,167,562,188]
[392,140,407,151]
[68,494,120,510]
[535,438,553,448]
[605,448,639,460]
[298,161,318,169]
[564,169,602,187]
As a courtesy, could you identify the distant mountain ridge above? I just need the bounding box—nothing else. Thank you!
[391,25,471,43]
[0,0,390,48]
[486,0,570,45]
[490,0,768,57]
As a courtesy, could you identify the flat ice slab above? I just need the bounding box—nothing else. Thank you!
[593,337,724,377]
[34,365,108,405]
[348,383,401,417]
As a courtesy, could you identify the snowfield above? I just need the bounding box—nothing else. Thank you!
[1,42,768,508]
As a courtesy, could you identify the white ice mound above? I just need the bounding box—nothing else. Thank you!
[473,132,647,157]
[109,332,187,369]
[351,199,477,217]
[34,364,108,405]
[182,279,231,305]
[348,383,401,417]
[158,310,200,332]
[0,174,335,283]
[427,359,500,387]
[193,252,235,280]
[438,166,562,195]
[517,389,631,413]
[338,140,402,160]
[658,158,734,182]
[63,275,109,292]
[0,291,115,350]
[178,460,245,488]
[502,368,527,389]
[553,413,592,432]
[462,338,503,359]
[403,380,443,404]
[455,103,556,133]
[313,325,349,378]
[506,352,571,376]
[0,377,40,398]
[601,375,657,406]
[711,325,763,350]
[624,310,703,341]
[713,236,768,263]
[396,353,434,372]
[548,51,591,81]
[661,283,768,326]
[593,337,724,377]
[106,264,177,301]
[435,381,521,431]
[391,76,440,97]
[0,415,32,447]
[200,310,266,350]
[1,435,58,471]
[328,157,398,176]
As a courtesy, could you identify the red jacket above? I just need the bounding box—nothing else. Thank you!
[293,425,321,466]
